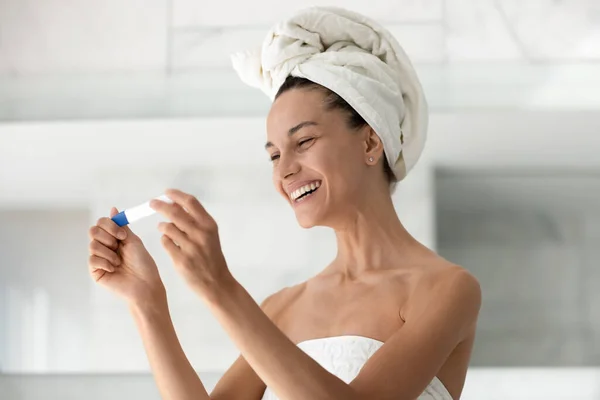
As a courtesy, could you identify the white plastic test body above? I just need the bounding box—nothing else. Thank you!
[111,195,173,227]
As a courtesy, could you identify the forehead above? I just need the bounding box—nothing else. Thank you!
[266,89,326,136]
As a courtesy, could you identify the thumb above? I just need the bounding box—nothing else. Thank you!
[110,207,137,241]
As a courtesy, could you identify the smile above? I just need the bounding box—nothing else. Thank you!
[290,181,321,202]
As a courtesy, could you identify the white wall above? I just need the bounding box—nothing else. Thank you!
[2,369,600,400]
[0,161,434,374]
[1,112,598,397]
[2,111,600,208]
[0,210,91,372]
[1,0,599,397]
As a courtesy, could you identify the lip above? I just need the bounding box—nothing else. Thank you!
[291,184,321,207]
[285,179,322,196]
[292,186,320,207]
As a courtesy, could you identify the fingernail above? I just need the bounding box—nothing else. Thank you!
[118,231,127,240]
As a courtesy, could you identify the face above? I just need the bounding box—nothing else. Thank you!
[265,88,381,228]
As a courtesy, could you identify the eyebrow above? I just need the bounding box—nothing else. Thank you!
[265,121,318,149]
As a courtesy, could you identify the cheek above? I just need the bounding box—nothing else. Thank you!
[319,141,361,173]
[272,172,287,198]
[324,158,364,195]
[321,153,358,180]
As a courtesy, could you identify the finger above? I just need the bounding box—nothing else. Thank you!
[89,255,115,273]
[160,233,182,259]
[158,222,193,249]
[150,199,197,233]
[88,225,119,250]
[96,215,128,241]
[89,240,121,267]
[110,207,136,238]
[164,189,211,224]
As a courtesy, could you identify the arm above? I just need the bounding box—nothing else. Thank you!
[207,267,481,400]
[150,190,481,400]
[348,267,481,399]
[208,297,278,399]
[149,190,351,399]
[208,283,356,400]
[129,296,211,400]
[209,352,266,399]
[132,293,271,400]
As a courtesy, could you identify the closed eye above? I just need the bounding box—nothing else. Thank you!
[298,138,315,147]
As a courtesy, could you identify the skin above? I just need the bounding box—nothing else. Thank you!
[87,88,481,400]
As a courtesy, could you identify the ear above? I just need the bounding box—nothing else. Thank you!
[363,126,385,165]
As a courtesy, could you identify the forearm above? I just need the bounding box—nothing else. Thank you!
[130,298,210,400]
[205,280,358,400]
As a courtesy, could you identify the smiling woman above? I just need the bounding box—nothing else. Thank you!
[86,5,480,400]
[272,76,396,183]
[267,76,398,225]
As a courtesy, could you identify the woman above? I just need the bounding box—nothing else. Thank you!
[87,7,480,400]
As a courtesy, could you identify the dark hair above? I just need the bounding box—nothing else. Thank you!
[275,76,396,185]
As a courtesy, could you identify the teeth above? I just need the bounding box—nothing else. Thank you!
[290,181,321,200]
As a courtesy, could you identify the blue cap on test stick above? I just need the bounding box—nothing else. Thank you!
[111,211,129,227]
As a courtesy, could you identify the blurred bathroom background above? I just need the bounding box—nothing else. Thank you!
[1,0,600,399]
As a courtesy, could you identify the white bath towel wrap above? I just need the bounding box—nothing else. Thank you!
[231,6,428,183]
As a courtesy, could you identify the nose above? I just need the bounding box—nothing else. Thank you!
[278,153,300,180]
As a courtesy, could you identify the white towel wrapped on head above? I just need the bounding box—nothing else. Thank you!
[231,6,428,183]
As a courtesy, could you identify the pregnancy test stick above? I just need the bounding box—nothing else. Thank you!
[111,195,173,227]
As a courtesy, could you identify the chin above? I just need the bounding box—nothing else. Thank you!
[296,215,319,229]
[293,203,332,229]
[285,180,331,228]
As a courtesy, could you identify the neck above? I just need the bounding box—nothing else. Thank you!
[327,187,419,278]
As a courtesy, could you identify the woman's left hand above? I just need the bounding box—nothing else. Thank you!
[150,188,235,300]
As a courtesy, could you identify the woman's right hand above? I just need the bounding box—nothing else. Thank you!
[88,207,166,305]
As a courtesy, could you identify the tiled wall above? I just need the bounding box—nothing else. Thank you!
[2,0,597,75]
[2,1,599,121]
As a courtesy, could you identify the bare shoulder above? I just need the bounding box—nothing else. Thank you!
[405,253,480,295]
[259,281,307,322]
[421,262,480,296]
[403,260,482,329]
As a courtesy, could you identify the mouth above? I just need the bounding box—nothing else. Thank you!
[289,180,321,203]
